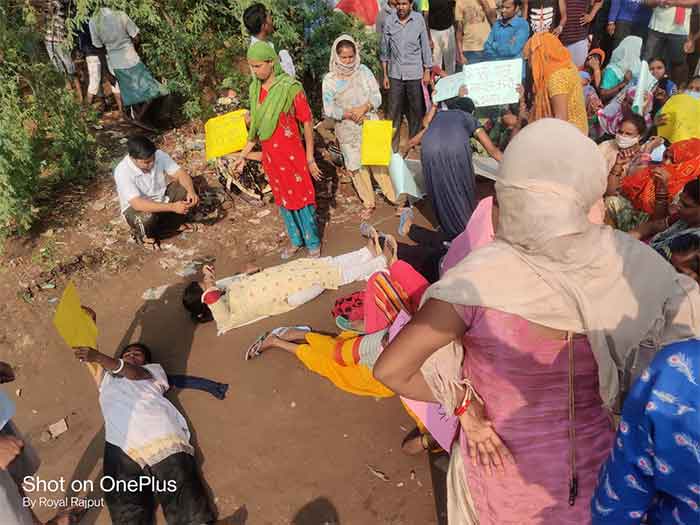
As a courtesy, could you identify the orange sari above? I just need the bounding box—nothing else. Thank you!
[620,138,700,214]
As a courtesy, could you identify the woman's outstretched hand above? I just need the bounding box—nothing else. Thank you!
[459,398,515,475]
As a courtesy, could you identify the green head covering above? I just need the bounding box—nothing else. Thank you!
[247,41,303,142]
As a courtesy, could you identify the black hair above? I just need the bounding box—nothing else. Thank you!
[502,103,520,115]
[127,135,156,160]
[649,57,667,69]
[683,178,700,203]
[690,75,700,85]
[243,3,267,35]
[620,113,646,136]
[183,281,214,323]
[336,39,356,55]
[118,343,152,364]
[506,0,522,7]
[444,96,475,114]
[669,233,700,255]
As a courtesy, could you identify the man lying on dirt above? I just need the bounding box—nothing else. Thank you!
[72,342,215,525]
[115,135,199,246]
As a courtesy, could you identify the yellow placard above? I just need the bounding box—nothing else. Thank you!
[52,281,98,349]
[361,120,393,166]
[205,109,248,161]
[657,94,700,144]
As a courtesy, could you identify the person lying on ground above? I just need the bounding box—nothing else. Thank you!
[1,361,83,525]
[590,339,700,525]
[182,235,397,335]
[114,135,199,246]
[71,343,215,525]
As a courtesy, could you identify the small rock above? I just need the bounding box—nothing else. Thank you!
[48,418,68,439]
[367,465,390,482]
[40,431,52,443]
[31,409,38,415]
[410,470,416,481]
[255,209,271,218]
[248,219,261,225]
[417,480,423,488]
[343,434,349,439]
[91,201,106,212]
[396,482,404,488]
[15,389,21,397]
[290,401,296,408]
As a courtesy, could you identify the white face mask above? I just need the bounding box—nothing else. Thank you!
[615,133,640,149]
[686,90,700,100]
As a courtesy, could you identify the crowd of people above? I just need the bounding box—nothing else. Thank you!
[2,0,700,523]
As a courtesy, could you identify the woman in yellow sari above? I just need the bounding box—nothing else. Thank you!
[523,32,588,135]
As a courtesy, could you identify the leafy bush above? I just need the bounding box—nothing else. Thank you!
[0,0,97,240]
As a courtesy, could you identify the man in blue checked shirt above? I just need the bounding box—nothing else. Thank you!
[483,0,530,60]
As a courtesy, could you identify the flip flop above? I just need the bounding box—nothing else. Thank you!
[335,316,366,334]
[398,207,414,236]
[307,246,321,258]
[245,326,312,361]
[281,246,301,260]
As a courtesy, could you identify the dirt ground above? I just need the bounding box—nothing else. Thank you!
[0,117,441,524]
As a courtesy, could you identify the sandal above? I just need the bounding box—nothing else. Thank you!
[335,316,366,334]
[382,234,398,265]
[398,207,414,237]
[245,326,312,361]
[281,245,301,260]
[307,246,321,258]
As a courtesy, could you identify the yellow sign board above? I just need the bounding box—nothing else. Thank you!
[52,281,98,349]
[657,94,700,144]
[361,120,393,166]
[205,109,248,161]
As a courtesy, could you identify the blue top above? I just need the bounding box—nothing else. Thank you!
[608,0,652,26]
[380,10,433,81]
[483,15,530,60]
[591,340,700,525]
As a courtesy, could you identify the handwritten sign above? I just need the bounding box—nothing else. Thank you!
[205,109,248,161]
[463,59,522,107]
[361,120,393,166]
[388,311,459,451]
[433,72,468,103]
[52,281,98,349]
[632,60,656,116]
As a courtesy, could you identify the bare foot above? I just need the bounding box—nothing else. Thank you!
[366,230,381,257]
[399,213,413,237]
[382,234,398,265]
[258,334,284,354]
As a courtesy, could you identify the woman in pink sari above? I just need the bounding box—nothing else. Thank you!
[375,119,700,524]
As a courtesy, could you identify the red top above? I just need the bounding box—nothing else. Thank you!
[260,89,317,211]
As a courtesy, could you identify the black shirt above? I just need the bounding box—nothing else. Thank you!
[428,0,456,30]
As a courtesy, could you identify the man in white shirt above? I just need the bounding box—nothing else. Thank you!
[243,3,296,77]
[114,135,199,245]
[72,343,214,525]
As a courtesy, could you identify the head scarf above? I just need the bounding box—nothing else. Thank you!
[523,33,576,122]
[621,138,700,214]
[247,41,303,142]
[421,119,700,408]
[607,36,643,81]
[588,48,606,65]
[329,34,361,78]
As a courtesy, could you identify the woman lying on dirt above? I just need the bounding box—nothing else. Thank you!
[182,233,398,335]
[71,341,215,525]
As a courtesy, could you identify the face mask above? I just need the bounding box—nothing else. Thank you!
[686,90,700,100]
[615,134,639,149]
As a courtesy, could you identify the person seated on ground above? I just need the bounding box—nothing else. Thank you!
[582,71,605,140]
[648,57,678,117]
[488,103,527,151]
[71,342,215,525]
[598,36,642,104]
[584,48,606,91]
[114,135,199,246]
[590,339,700,525]
[182,235,397,335]
[650,179,700,273]
[1,361,82,525]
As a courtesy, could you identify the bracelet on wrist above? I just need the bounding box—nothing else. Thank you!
[112,358,125,375]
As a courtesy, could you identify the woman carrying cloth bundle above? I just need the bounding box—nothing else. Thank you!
[523,33,588,135]
[234,41,323,259]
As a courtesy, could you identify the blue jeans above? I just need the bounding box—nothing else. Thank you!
[463,50,486,65]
